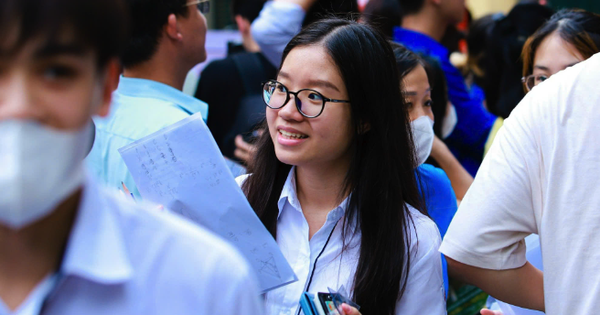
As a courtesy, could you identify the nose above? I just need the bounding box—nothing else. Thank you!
[277,93,304,121]
[0,73,39,121]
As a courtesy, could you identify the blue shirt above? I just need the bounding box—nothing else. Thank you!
[416,163,458,296]
[87,77,208,197]
[0,175,263,315]
[395,27,497,175]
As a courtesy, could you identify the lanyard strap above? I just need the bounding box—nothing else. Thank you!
[296,219,340,315]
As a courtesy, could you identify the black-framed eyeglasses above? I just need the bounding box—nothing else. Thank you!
[261,80,350,118]
[183,0,210,14]
[521,74,549,92]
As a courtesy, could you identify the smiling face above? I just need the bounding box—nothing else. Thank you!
[531,31,585,88]
[266,45,354,169]
[403,64,434,122]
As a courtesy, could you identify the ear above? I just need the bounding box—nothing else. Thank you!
[95,59,120,117]
[165,13,183,41]
[235,15,251,35]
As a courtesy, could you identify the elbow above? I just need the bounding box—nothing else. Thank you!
[445,256,478,285]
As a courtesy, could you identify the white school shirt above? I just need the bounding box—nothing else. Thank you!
[237,168,446,315]
[439,53,600,314]
[0,175,263,315]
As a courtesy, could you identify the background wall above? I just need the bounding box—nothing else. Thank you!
[467,0,518,19]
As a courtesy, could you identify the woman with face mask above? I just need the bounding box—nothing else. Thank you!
[391,42,464,298]
[239,19,446,315]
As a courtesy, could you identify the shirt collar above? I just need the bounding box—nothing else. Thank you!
[60,175,133,284]
[393,27,449,60]
[116,76,209,121]
[277,167,349,223]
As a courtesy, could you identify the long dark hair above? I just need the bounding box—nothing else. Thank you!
[243,19,423,314]
[522,9,600,78]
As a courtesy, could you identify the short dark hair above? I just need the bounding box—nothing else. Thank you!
[397,0,425,16]
[362,0,402,38]
[302,0,359,27]
[232,0,266,23]
[0,0,129,68]
[120,0,190,68]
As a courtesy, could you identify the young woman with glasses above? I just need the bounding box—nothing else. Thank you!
[521,9,600,92]
[237,19,445,315]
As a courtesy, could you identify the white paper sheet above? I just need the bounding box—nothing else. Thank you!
[118,113,297,293]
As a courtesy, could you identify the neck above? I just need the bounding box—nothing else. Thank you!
[123,49,190,91]
[295,159,350,238]
[0,190,81,310]
[401,11,448,42]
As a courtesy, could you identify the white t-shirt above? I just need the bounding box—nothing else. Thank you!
[439,53,600,314]
[238,168,446,315]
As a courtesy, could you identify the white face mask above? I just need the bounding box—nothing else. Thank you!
[441,103,457,139]
[0,120,90,229]
[411,116,434,167]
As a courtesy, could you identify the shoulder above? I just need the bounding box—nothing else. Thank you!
[200,57,238,81]
[235,174,251,187]
[417,164,451,186]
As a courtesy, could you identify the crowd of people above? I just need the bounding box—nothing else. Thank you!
[2,0,600,314]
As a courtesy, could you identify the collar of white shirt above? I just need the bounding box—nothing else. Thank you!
[59,175,133,284]
[277,167,352,228]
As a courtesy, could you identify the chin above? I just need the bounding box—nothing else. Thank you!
[274,148,303,167]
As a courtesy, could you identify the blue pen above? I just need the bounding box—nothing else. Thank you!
[130,193,136,201]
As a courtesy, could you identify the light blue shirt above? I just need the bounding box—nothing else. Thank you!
[251,1,305,67]
[0,175,262,315]
[87,77,208,197]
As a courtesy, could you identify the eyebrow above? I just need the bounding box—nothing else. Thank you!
[403,88,432,96]
[278,71,341,92]
[34,43,86,59]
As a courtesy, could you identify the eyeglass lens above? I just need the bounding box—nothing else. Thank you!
[525,75,549,91]
[263,81,325,117]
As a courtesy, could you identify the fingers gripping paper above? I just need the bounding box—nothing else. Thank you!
[118,113,297,292]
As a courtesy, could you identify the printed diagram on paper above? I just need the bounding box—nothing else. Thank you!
[119,113,297,292]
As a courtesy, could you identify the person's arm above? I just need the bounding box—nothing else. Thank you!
[439,88,544,312]
[251,0,317,67]
[429,135,473,201]
[439,56,497,157]
[447,257,544,311]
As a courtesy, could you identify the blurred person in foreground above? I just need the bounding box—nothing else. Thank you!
[395,0,499,176]
[440,13,600,315]
[0,0,263,314]
[87,0,210,198]
[195,0,276,163]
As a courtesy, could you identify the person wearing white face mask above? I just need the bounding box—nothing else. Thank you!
[392,43,456,298]
[0,1,263,314]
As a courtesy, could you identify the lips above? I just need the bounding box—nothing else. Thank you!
[278,129,308,139]
[275,127,309,146]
